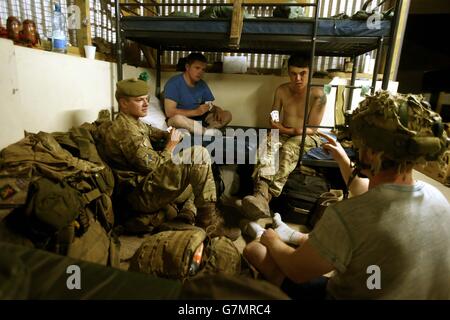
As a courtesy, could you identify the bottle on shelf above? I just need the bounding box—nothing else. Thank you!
[363,53,372,74]
[52,2,67,53]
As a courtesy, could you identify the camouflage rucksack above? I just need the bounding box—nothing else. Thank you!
[0,126,119,267]
[129,226,241,281]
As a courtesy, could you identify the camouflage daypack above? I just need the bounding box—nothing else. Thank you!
[129,226,241,281]
[0,126,119,267]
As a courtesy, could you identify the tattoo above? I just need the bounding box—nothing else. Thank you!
[318,93,327,107]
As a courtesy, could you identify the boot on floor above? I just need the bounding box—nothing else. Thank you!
[241,180,272,220]
[196,203,241,241]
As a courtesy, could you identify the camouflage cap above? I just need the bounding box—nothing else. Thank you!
[350,91,448,163]
[116,78,149,97]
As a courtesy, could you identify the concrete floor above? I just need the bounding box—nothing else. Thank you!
[118,197,307,271]
[118,167,450,271]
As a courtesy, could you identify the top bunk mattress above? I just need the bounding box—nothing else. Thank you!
[121,16,391,55]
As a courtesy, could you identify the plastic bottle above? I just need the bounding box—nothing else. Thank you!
[363,53,372,74]
[52,2,67,53]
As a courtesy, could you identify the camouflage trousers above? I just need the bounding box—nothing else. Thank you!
[253,133,321,197]
[127,145,216,213]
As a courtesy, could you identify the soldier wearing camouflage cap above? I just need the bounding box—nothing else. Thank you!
[244,91,450,299]
[95,78,239,240]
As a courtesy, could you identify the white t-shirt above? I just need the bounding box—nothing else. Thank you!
[309,181,450,299]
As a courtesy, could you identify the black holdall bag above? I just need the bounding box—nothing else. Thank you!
[270,170,330,226]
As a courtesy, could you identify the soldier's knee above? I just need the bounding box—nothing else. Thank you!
[243,241,265,263]
[191,145,211,164]
[222,110,232,123]
[281,142,298,155]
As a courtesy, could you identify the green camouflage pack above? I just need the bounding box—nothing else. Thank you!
[130,228,207,280]
[0,165,31,213]
[129,228,241,281]
[201,236,241,276]
[0,126,118,267]
[1,242,288,299]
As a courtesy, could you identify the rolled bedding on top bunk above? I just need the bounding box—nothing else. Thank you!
[242,18,391,37]
[121,16,391,37]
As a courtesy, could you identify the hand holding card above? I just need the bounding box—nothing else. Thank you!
[270,110,279,122]
[205,101,214,111]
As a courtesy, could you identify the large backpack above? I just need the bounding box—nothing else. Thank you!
[129,226,241,281]
[0,126,119,267]
[270,170,330,226]
[0,241,288,299]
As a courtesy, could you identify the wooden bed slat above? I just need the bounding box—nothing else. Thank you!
[229,0,244,49]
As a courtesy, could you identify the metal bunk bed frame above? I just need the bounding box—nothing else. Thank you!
[114,0,403,166]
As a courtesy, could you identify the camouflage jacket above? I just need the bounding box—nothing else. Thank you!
[96,112,171,174]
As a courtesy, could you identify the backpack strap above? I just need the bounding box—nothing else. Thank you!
[79,187,114,231]
[81,188,102,206]
[70,127,101,164]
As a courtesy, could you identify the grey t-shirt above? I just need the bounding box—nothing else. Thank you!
[309,181,450,299]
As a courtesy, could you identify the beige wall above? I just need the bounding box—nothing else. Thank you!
[160,71,292,128]
[0,37,396,150]
[1,38,333,149]
[0,39,24,149]
[0,38,149,149]
[160,72,397,129]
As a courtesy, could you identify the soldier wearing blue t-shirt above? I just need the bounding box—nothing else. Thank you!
[163,53,232,135]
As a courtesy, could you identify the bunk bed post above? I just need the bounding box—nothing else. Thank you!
[115,0,123,81]
[347,55,359,112]
[298,0,320,165]
[156,48,161,98]
[382,0,402,90]
[371,37,384,94]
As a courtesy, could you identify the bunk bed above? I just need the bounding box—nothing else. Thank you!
[119,15,391,55]
[114,0,403,166]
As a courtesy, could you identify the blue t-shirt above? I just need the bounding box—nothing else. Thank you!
[164,73,214,110]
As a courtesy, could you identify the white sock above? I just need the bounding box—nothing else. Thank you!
[273,213,304,246]
[243,221,265,239]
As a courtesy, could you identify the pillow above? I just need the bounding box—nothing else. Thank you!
[140,95,168,131]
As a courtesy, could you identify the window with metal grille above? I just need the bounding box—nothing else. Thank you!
[157,0,285,71]
[1,0,388,72]
[0,0,116,49]
[0,0,70,44]
[90,0,116,44]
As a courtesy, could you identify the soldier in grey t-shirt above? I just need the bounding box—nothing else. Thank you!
[243,91,450,299]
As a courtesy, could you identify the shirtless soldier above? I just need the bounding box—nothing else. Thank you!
[242,54,327,220]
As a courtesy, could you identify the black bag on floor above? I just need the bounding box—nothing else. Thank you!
[211,163,225,200]
[270,170,330,225]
